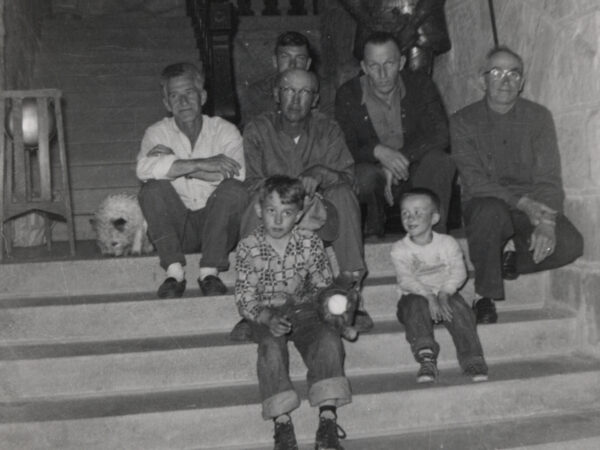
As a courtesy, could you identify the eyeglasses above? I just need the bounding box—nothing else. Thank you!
[279,86,315,99]
[484,67,523,82]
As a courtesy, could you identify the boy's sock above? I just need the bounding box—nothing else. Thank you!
[319,405,337,419]
[198,267,218,281]
[166,263,185,282]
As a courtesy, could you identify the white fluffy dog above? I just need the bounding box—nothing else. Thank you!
[90,194,154,256]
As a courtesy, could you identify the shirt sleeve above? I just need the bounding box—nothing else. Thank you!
[307,234,334,289]
[242,121,267,192]
[317,121,356,188]
[234,241,263,322]
[450,112,521,207]
[218,119,246,182]
[136,127,177,181]
[529,108,564,212]
[439,236,467,295]
[390,242,433,298]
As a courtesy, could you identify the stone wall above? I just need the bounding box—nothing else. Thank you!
[1,0,49,89]
[434,0,600,348]
[51,0,185,17]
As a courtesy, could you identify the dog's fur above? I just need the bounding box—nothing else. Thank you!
[90,194,154,256]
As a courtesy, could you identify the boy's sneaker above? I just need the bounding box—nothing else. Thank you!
[416,349,438,383]
[315,412,346,449]
[464,356,489,382]
[273,415,298,450]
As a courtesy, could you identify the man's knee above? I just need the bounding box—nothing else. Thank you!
[323,182,358,207]
[464,197,510,224]
[212,179,249,210]
[557,217,584,264]
[355,163,385,195]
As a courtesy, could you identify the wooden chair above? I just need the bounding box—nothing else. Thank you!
[0,89,75,260]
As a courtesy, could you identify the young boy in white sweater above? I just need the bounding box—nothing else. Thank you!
[391,188,488,383]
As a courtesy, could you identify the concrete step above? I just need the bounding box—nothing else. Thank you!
[0,308,576,400]
[0,238,548,301]
[42,14,191,31]
[2,354,599,449]
[40,31,196,51]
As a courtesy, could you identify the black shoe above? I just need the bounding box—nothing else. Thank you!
[198,275,227,296]
[502,251,519,280]
[274,416,298,450]
[472,297,498,324]
[157,277,186,299]
[315,413,346,449]
[416,349,438,383]
[229,318,252,342]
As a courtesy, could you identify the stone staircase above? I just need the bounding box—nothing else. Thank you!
[31,11,201,242]
[1,239,600,449]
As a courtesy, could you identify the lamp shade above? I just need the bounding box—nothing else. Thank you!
[6,98,56,147]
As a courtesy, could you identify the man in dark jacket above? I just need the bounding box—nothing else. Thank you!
[335,31,453,236]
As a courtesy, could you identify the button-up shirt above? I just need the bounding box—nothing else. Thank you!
[235,225,333,321]
[136,116,245,211]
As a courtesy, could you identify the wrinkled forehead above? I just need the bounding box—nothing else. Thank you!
[486,51,523,72]
[276,44,309,57]
[279,71,316,90]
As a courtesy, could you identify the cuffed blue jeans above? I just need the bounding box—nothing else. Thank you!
[250,303,352,420]
[138,179,248,271]
[463,197,584,299]
[397,293,485,370]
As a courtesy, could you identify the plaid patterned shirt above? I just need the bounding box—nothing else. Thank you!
[235,225,333,321]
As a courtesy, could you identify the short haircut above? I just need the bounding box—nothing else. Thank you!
[259,175,305,210]
[362,31,401,58]
[275,31,310,52]
[160,62,204,97]
[484,45,524,71]
[401,188,441,214]
[275,68,320,93]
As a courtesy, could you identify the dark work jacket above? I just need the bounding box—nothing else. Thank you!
[334,71,449,165]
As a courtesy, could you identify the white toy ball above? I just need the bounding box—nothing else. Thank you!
[327,294,348,315]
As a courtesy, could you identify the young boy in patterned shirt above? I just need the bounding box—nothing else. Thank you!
[391,188,488,384]
[235,175,350,450]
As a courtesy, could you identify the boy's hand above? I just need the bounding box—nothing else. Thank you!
[437,292,453,322]
[267,312,292,337]
[426,295,443,323]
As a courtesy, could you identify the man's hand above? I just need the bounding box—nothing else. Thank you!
[200,154,241,179]
[374,144,410,181]
[383,167,397,206]
[300,175,320,198]
[147,144,174,157]
[517,197,557,226]
[437,292,453,322]
[426,294,444,323]
[530,222,557,264]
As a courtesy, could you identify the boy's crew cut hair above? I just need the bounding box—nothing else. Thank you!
[401,187,442,214]
[259,175,306,210]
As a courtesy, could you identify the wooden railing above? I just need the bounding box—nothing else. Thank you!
[186,0,239,122]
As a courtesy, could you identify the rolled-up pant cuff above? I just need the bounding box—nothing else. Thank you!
[308,376,352,408]
[262,389,300,420]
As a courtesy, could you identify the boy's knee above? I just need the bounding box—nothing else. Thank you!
[397,294,428,322]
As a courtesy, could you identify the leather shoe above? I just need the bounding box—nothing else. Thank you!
[198,275,227,296]
[501,251,519,280]
[472,297,498,324]
[230,318,252,341]
[157,277,186,299]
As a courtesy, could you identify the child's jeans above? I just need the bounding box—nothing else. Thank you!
[250,303,352,420]
[396,293,485,370]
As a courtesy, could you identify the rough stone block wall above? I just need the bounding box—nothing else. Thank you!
[2,0,49,89]
[435,0,600,348]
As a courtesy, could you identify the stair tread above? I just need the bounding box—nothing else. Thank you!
[4,353,599,423]
[0,307,575,359]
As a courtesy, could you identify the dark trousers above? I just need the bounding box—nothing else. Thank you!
[356,149,455,234]
[463,197,584,299]
[397,293,484,370]
[138,179,249,271]
[250,304,352,420]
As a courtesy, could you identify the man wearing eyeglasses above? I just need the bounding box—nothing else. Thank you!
[450,46,583,324]
[232,68,372,340]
